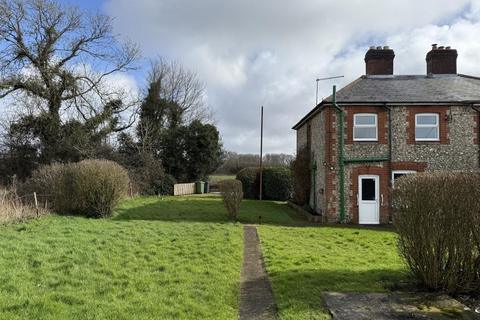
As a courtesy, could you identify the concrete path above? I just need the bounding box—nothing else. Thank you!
[239,225,277,320]
[322,292,479,320]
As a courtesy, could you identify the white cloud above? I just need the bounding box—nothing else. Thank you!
[105,0,480,153]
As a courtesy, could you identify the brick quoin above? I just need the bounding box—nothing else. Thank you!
[344,106,388,144]
[324,106,338,221]
[407,106,449,144]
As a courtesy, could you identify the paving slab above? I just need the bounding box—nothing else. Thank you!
[322,292,480,320]
[239,225,277,320]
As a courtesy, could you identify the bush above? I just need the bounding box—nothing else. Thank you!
[291,147,311,205]
[128,153,176,196]
[392,172,480,294]
[263,167,293,201]
[23,160,129,218]
[219,180,243,220]
[236,167,293,201]
[236,167,259,199]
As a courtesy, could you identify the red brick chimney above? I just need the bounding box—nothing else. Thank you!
[365,46,395,75]
[426,44,457,74]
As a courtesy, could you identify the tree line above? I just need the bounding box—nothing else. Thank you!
[0,0,222,194]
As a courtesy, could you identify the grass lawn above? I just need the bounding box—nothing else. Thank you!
[114,195,305,226]
[258,225,408,320]
[208,175,236,183]
[0,195,407,319]
[0,199,246,319]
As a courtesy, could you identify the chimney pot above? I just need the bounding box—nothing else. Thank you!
[426,45,457,74]
[365,46,395,75]
[369,46,376,49]
[432,43,438,49]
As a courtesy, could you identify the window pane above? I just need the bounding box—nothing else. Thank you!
[416,126,438,140]
[355,115,376,125]
[393,173,406,180]
[361,179,375,201]
[354,127,377,140]
[416,114,437,125]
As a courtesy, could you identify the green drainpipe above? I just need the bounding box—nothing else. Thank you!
[331,88,391,224]
[331,86,345,223]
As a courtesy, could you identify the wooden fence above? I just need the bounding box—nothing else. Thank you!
[173,183,196,196]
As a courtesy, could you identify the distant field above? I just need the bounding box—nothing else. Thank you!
[208,175,236,183]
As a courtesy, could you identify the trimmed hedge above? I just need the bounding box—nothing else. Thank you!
[236,167,293,201]
[23,160,129,218]
[236,167,259,199]
[393,171,480,294]
[263,167,293,201]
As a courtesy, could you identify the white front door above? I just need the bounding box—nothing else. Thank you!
[358,175,380,224]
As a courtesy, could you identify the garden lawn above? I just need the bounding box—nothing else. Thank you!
[0,209,243,319]
[208,175,236,183]
[258,225,408,320]
[0,195,407,320]
[114,195,304,226]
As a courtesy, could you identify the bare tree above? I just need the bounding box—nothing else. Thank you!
[0,0,140,161]
[146,58,210,125]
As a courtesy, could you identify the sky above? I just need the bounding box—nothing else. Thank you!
[60,0,480,154]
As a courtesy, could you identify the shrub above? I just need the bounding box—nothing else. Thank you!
[392,172,480,294]
[219,180,243,220]
[236,167,293,201]
[291,147,311,205]
[23,160,129,218]
[66,160,130,218]
[236,167,259,199]
[128,154,176,196]
[263,167,293,201]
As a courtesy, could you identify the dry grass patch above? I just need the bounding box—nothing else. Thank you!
[0,189,44,224]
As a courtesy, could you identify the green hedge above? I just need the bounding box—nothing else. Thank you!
[236,167,293,201]
[23,160,129,218]
[236,167,258,199]
[263,167,293,201]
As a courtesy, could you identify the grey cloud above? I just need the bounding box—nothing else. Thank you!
[104,0,476,154]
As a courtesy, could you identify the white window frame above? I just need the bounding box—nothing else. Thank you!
[415,113,439,141]
[353,113,378,141]
[391,170,416,187]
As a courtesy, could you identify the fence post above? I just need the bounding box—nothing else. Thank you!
[33,192,39,217]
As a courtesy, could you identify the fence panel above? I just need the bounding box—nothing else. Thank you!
[173,183,196,196]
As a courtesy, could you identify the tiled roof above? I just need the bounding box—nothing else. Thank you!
[293,74,480,129]
[325,74,480,103]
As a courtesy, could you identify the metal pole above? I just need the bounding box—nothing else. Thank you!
[315,75,344,105]
[259,106,264,201]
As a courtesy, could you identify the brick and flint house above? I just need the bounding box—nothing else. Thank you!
[293,44,480,224]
